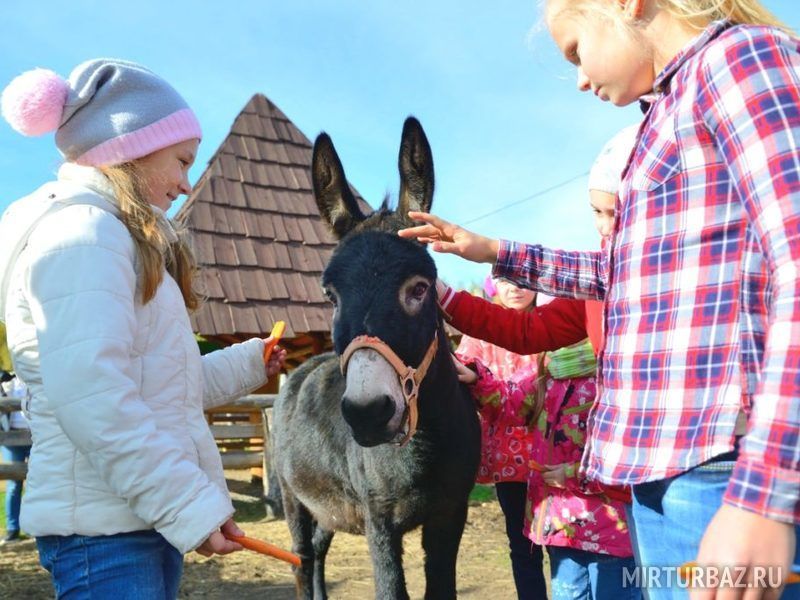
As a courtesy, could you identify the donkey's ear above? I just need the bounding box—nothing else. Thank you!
[397,117,434,219]
[312,133,366,239]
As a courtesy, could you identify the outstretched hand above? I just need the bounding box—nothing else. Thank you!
[398,211,500,264]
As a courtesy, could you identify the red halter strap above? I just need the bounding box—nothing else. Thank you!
[340,332,439,446]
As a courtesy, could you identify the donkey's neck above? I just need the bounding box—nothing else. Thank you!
[415,324,466,426]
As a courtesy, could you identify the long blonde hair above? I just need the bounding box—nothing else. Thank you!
[657,0,787,30]
[102,164,200,310]
[547,0,789,32]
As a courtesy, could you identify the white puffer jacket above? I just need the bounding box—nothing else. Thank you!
[1,164,267,553]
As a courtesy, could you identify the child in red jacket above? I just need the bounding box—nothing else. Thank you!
[443,125,641,599]
[455,277,547,599]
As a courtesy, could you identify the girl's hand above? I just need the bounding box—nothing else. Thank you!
[542,463,568,488]
[263,343,286,378]
[692,504,795,599]
[451,355,478,385]
[195,518,244,557]
[398,211,500,264]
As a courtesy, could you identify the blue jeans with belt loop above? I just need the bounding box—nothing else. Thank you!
[626,450,800,600]
[36,530,183,600]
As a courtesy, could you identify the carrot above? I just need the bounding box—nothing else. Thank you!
[263,320,286,365]
[678,561,800,585]
[528,459,546,473]
[224,533,301,567]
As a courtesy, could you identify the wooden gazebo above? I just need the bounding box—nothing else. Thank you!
[174,94,373,492]
[176,94,364,367]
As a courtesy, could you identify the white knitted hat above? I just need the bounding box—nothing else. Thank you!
[588,124,639,194]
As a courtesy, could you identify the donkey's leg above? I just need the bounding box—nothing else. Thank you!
[421,501,469,600]
[310,525,334,599]
[365,514,409,600]
[281,487,316,599]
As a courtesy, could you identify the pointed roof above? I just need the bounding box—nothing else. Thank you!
[176,94,356,347]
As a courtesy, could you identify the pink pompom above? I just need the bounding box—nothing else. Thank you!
[1,68,68,136]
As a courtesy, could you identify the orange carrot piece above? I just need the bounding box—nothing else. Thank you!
[263,320,286,365]
[224,533,301,566]
[528,459,546,473]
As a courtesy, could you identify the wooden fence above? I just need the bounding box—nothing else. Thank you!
[0,395,278,485]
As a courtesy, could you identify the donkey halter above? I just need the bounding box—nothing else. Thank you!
[339,332,439,447]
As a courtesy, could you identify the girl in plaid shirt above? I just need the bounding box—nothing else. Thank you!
[401,0,800,597]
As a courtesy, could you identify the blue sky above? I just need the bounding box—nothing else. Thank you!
[2,1,799,288]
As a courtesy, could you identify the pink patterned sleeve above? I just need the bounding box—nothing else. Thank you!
[454,335,489,364]
[458,356,539,426]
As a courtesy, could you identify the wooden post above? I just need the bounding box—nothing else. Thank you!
[250,375,280,482]
[261,406,284,519]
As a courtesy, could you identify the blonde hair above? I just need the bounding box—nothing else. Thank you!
[547,0,788,32]
[657,0,787,30]
[102,164,201,310]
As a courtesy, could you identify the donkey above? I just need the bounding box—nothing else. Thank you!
[271,117,480,600]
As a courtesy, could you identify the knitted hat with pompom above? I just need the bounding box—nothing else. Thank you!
[1,58,201,167]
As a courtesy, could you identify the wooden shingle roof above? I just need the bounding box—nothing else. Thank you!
[176,94,358,357]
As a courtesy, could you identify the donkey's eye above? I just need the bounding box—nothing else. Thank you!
[411,282,429,300]
[399,277,431,316]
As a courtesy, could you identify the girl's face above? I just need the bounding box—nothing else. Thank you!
[589,189,617,239]
[135,138,199,211]
[495,280,536,311]
[547,0,655,106]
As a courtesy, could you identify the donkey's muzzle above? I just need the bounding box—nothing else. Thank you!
[341,395,397,447]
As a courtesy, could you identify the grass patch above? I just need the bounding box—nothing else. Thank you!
[0,490,5,530]
[469,484,495,504]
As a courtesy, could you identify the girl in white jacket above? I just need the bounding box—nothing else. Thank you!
[0,59,286,599]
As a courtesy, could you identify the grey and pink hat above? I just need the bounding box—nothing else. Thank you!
[1,58,201,166]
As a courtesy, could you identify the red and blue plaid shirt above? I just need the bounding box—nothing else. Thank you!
[494,21,800,523]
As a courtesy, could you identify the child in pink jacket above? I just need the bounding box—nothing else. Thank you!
[463,342,637,592]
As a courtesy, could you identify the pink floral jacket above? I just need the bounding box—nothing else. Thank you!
[468,359,633,557]
[455,336,539,484]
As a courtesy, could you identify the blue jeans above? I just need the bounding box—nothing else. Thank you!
[2,443,31,533]
[548,546,641,599]
[628,452,800,600]
[495,481,548,600]
[37,530,183,599]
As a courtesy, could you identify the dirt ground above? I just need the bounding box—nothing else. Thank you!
[0,472,537,599]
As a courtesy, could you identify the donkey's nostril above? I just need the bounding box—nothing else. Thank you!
[341,395,396,432]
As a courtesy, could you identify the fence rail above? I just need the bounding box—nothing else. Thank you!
[0,394,278,481]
